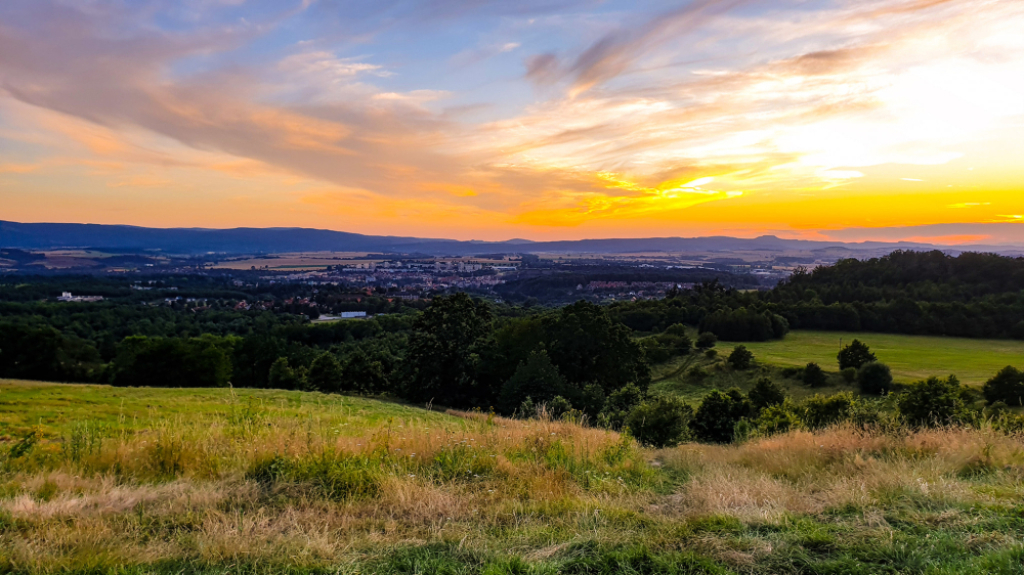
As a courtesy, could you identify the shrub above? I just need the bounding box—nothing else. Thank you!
[983,366,1024,406]
[690,389,752,443]
[695,332,718,350]
[857,362,893,395]
[838,339,876,370]
[625,396,694,448]
[803,362,828,388]
[727,346,754,370]
[548,396,574,419]
[704,349,718,360]
[748,377,785,411]
[780,366,803,379]
[598,383,645,430]
[840,367,857,383]
[801,393,853,430]
[896,376,969,427]
[687,365,709,380]
[663,323,690,337]
[755,402,800,436]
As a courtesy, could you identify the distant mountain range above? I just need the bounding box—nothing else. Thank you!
[1,220,1020,257]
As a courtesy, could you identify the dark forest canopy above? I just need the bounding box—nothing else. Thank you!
[766,250,1024,339]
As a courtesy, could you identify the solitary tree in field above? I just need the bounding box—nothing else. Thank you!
[983,366,1024,406]
[838,339,876,370]
[727,345,754,370]
[857,361,893,395]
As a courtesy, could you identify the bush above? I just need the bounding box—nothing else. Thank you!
[857,362,893,395]
[695,332,718,350]
[801,393,853,430]
[687,365,709,380]
[690,389,752,443]
[840,367,857,383]
[896,376,969,427]
[727,346,754,370]
[704,349,718,360]
[983,366,1024,406]
[755,402,800,436]
[598,383,645,430]
[780,366,803,379]
[748,377,785,411]
[625,396,694,448]
[838,339,876,370]
[803,362,828,388]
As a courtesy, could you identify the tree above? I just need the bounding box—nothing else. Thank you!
[896,376,968,427]
[857,361,893,395]
[0,325,65,381]
[307,352,344,393]
[343,347,390,395]
[625,396,694,448]
[727,345,754,370]
[267,357,301,389]
[748,377,785,411]
[838,339,876,370]
[405,293,493,406]
[983,366,1024,407]
[543,301,651,394]
[110,335,233,388]
[803,362,828,388]
[499,350,571,413]
[690,389,752,443]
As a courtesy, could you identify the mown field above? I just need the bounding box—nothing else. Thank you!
[723,331,1024,386]
[1,380,1023,574]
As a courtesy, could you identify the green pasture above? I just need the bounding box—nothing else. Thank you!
[0,379,456,440]
[726,330,1024,386]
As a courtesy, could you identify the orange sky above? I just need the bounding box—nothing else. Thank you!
[1,0,1022,244]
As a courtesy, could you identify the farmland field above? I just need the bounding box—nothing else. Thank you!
[724,330,1024,386]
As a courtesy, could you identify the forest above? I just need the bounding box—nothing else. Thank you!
[2,250,1023,444]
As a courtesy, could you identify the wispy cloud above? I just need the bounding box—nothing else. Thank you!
[0,0,1022,239]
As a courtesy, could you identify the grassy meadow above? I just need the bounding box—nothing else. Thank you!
[1,380,1023,574]
[722,331,1024,386]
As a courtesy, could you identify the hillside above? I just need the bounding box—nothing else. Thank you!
[1,380,1023,574]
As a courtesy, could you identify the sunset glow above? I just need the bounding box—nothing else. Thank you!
[1,0,1022,243]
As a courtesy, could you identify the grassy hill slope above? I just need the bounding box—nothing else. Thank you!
[1,381,1023,574]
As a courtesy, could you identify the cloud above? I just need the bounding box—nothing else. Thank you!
[1,0,1023,238]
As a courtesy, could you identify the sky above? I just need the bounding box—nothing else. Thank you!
[1,0,1023,244]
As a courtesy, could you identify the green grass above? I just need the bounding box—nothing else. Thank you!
[724,330,1024,386]
[0,379,458,440]
[2,381,1024,574]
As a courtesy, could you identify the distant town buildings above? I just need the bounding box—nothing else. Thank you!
[57,292,104,302]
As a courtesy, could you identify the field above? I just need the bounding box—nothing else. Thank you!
[723,330,1024,387]
[1,380,1023,574]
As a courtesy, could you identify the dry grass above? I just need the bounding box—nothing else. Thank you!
[2,388,1023,573]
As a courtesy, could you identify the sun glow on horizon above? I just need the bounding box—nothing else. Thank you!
[0,0,1022,243]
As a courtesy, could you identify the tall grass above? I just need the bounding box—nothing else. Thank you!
[1,387,1022,574]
